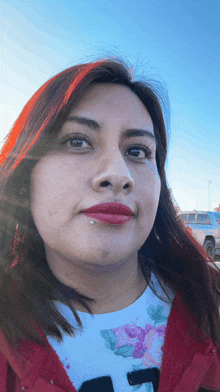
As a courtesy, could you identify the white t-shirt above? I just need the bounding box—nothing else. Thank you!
[47,273,175,392]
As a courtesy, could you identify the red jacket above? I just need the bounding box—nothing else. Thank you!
[1,294,220,392]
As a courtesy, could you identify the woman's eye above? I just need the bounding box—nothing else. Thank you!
[126,145,153,160]
[69,139,90,148]
[61,135,153,161]
[61,135,91,149]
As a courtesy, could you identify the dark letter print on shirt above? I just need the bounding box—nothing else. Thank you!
[79,368,160,391]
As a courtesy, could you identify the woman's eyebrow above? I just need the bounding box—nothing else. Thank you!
[66,115,156,141]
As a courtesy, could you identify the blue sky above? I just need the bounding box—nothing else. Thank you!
[1,0,220,211]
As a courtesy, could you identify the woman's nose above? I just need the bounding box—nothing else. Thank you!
[92,154,135,195]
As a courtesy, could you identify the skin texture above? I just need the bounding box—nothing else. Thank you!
[30,83,161,314]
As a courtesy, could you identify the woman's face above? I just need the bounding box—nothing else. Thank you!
[30,83,161,268]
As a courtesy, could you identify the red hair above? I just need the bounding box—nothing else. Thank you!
[0,61,104,173]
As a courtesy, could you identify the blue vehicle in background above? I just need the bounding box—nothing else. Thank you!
[178,211,220,261]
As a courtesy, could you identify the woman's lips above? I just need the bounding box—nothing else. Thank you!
[81,212,132,225]
[81,202,134,225]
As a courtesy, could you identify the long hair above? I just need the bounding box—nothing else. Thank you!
[1,57,220,351]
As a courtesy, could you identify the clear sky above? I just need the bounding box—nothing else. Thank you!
[1,0,220,212]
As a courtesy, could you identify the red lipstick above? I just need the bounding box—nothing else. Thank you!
[81,202,134,225]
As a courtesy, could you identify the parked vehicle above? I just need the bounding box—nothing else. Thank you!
[178,211,220,260]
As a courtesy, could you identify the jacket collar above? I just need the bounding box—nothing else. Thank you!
[158,294,219,391]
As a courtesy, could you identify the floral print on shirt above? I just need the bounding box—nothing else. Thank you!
[100,304,168,367]
[61,356,71,370]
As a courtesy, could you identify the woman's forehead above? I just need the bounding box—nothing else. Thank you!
[68,83,154,128]
[73,83,141,107]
